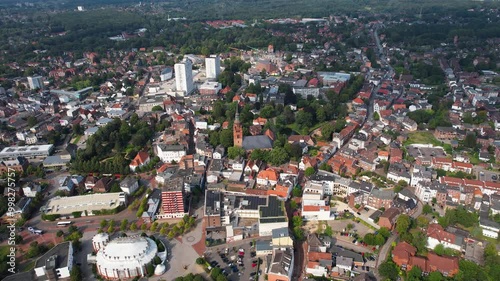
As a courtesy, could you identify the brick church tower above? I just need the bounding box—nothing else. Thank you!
[233,107,243,147]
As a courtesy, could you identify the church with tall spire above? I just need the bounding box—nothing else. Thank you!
[232,105,274,151]
[233,106,243,147]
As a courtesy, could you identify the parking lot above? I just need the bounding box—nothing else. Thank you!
[478,169,499,182]
[205,241,260,281]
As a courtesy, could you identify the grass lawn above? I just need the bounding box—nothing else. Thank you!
[0,246,10,258]
[71,134,82,144]
[403,131,443,147]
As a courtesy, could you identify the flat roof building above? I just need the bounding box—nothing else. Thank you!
[43,192,127,216]
[0,144,53,160]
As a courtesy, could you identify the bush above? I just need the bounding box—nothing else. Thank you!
[72,211,82,218]
[42,214,61,221]
[146,263,155,277]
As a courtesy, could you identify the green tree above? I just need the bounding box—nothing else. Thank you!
[324,225,333,236]
[378,227,391,239]
[292,186,302,197]
[407,266,423,281]
[130,223,138,231]
[56,230,64,237]
[304,167,316,177]
[464,133,477,149]
[379,260,399,281]
[227,146,246,159]
[423,204,433,214]
[434,244,445,256]
[268,147,290,165]
[321,123,334,141]
[427,271,444,281]
[27,116,38,127]
[396,214,411,235]
[100,220,108,228]
[219,129,234,148]
[373,111,380,121]
[151,105,164,112]
[70,266,83,281]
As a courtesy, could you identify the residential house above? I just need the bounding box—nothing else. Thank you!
[141,188,161,223]
[392,242,459,277]
[213,145,225,159]
[378,207,401,229]
[22,182,41,198]
[120,176,139,195]
[84,175,98,190]
[272,228,294,248]
[257,169,280,186]
[94,177,113,193]
[129,151,150,172]
[434,127,457,141]
[367,189,395,210]
[267,248,294,281]
[58,175,84,193]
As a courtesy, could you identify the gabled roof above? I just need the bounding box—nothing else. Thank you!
[130,151,149,167]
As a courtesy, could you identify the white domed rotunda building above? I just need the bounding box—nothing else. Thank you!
[95,234,158,279]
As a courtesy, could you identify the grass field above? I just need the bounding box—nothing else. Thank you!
[403,131,442,147]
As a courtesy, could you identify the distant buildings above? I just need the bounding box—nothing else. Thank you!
[205,55,221,79]
[174,59,194,95]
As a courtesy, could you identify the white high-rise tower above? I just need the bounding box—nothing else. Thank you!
[205,55,221,79]
[27,75,43,90]
[174,59,194,95]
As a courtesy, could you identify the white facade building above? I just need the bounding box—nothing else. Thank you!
[205,55,221,79]
[155,144,186,164]
[175,59,194,95]
[95,236,158,279]
[34,242,73,280]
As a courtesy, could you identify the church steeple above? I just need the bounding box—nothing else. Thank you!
[235,105,240,123]
[233,105,243,147]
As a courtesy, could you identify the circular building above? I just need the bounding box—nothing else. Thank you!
[92,232,109,252]
[95,235,158,279]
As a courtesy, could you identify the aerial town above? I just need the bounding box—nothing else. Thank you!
[0,1,499,281]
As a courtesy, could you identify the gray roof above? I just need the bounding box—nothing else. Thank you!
[157,144,186,151]
[120,176,137,188]
[336,256,353,267]
[256,240,273,252]
[272,227,290,239]
[370,189,395,200]
[269,248,293,276]
[330,245,363,262]
[34,242,72,269]
[242,135,273,150]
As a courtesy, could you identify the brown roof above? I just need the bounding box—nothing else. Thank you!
[130,151,150,167]
[427,252,459,275]
[427,224,456,244]
[308,251,332,262]
[380,207,400,221]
